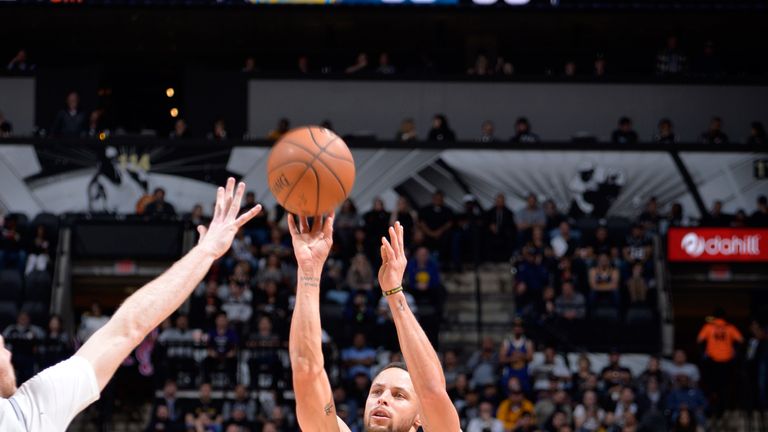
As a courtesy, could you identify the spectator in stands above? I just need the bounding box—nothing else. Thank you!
[418,190,454,261]
[510,117,540,143]
[152,380,183,423]
[499,320,534,392]
[485,193,517,262]
[407,246,443,306]
[146,404,182,432]
[517,193,547,236]
[691,40,722,78]
[169,118,188,139]
[85,109,107,139]
[563,60,577,77]
[543,199,565,234]
[588,253,620,307]
[221,281,253,329]
[670,407,700,432]
[613,387,639,427]
[654,118,678,144]
[593,53,607,78]
[663,349,700,386]
[144,187,177,219]
[242,56,257,73]
[335,199,361,259]
[190,279,222,330]
[666,375,707,426]
[267,118,290,140]
[442,349,466,391]
[611,117,639,144]
[341,332,376,380]
[656,35,687,76]
[573,390,605,432]
[637,197,661,234]
[185,383,224,429]
[208,119,228,140]
[0,111,12,137]
[467,336,499,389]
[395,118,418,141]
[297,55,310,74]
[77,302,110,342]
[204,312,238,385]
[38,314,73,369]
[623,223,652,268]
[550,221,578,259]
[6,49,35,72]
[254,279,289,323]
[572,355,596,399]
[51,91,87,138]
[346,253,375,292]
[467,401,505,432]
[390,196,417,248]
[260,228,291,260]
[345,52,369,74]
[731,209,749,227]
[22,225,48,275]
[376,52,396,74]
[529,346,571,391]
[3,311,45,383]
[157,314,198,385]
[363,197,390,265]
[749,195,768,226]
[427,114,456,141]
[697,307,743,415]
[479,120,496,142]
[554,281,586,321]
[581,225,616,266]
[222,384,258,424]
[601,350,633,388]
[0,216,27,274]
[467,54,491,76]
[497,377,536,430]
[626,262,649,305]
[747,121,766,145]
[703,200,732,226]
[700,116,729,145]
[240,191,269,245]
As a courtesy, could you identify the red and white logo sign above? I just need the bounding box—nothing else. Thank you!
[668,228,768,262]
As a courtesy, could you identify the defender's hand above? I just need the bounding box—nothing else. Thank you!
[288,213,334,274]
[378,221,407,292]
[197,177,262,259]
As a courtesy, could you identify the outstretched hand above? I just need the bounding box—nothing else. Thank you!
[378,221,407,292]
[197,177,262,259]
[288,213,334,274]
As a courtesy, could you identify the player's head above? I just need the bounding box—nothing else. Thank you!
[364,362,421,432]
[0,335,17,398]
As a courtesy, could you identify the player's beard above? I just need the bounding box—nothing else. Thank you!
[364,416,413,432]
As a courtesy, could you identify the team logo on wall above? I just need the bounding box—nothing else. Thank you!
[568,161,626,218]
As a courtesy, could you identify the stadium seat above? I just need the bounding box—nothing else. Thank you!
[7,212,29,228]
[0,270,23,303]
[626,305,655,324]
[32,212,60,230]
[24,270,52,304]
[591,306,620,322]
[0,302,19,329]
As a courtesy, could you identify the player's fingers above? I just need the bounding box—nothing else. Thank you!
[397,221,405,259]
[287,213,298,236]
[300,216,310,233]
[388,226,400,259]
[223,177,235,214]
[228,182,246,220]
[197,225,207,245]
[236,204,262,228]
[380,245,388,263]
[311,215,322,234]
[214,186,225,220]
[381,236,395,261]
[323,211,335,239]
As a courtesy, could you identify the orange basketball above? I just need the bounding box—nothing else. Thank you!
[267,126,355,216]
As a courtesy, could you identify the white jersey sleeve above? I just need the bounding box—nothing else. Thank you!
[5,355,100,432]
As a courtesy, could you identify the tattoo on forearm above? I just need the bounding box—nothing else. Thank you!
[300,275,320,287]
[324,401,334,416]
[397,300,405,311]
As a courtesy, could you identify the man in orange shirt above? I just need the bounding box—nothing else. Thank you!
[496,377,535,431]
[697,307,743,415]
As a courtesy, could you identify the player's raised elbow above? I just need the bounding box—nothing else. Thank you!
[290,355,325,382]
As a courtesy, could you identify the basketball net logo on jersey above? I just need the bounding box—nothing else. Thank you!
[681,232,761,258]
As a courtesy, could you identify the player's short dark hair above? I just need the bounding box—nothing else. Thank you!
[373,362,409,381]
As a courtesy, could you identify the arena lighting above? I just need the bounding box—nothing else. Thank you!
[170,108,179,118]
[166,87,175,98]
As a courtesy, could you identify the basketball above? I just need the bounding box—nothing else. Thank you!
[267,126,355,216]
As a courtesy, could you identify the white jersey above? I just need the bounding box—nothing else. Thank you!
[0,356,100,432]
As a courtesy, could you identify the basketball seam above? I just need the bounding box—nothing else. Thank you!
[275,140,351,197]
[309,164,320,216]
[281,137,353,163]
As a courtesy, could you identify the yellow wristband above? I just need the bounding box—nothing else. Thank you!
[383,286,404,297]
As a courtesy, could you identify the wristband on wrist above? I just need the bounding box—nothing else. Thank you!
[383,286,404,297]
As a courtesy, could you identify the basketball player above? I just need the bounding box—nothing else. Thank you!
[0,178,261,431]
[288,215,461,432]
